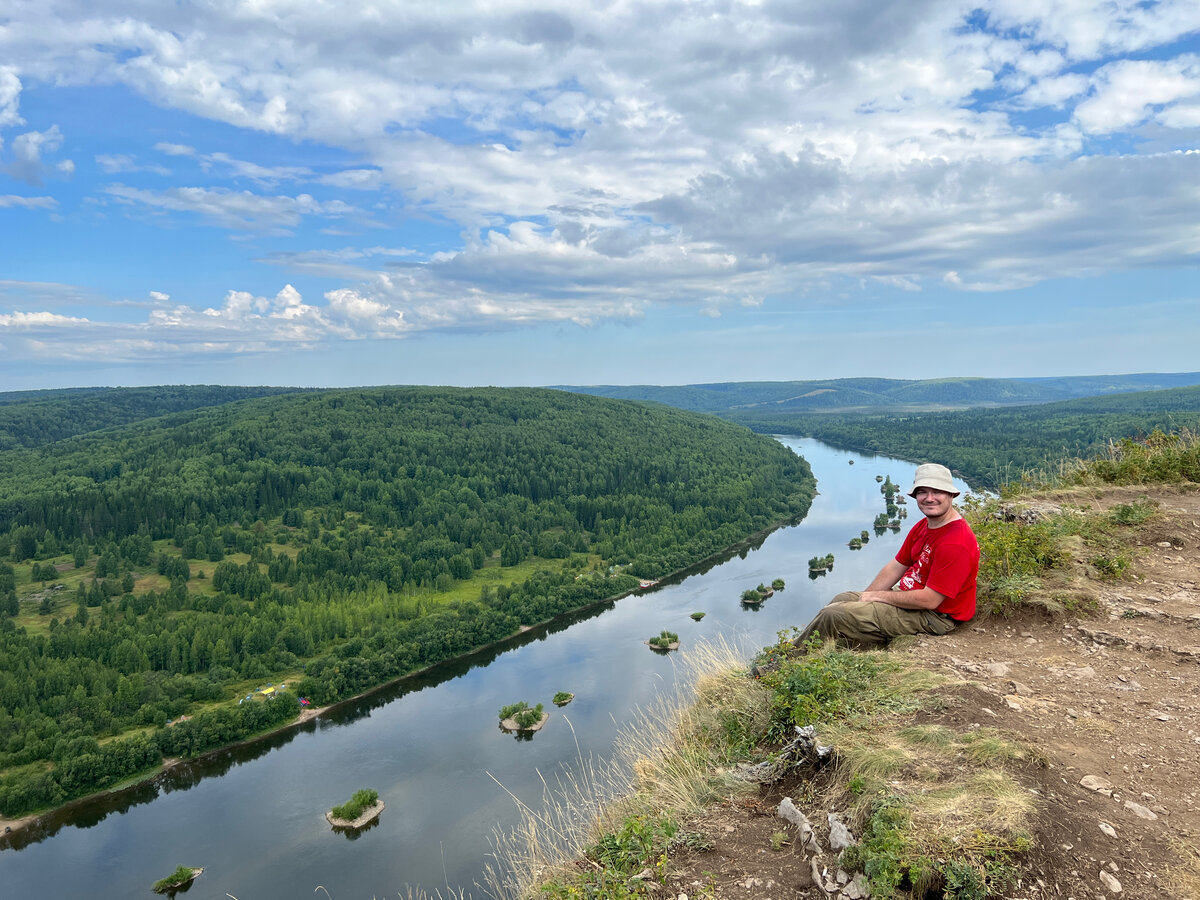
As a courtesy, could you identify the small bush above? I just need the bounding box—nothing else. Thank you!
[757,640,891,738]
[1092,553,1130,580]
[499,701,529,721]
[513,703,545,729]
[968,507,1067,614]
[648,630,679,649]
[153,866,197,893]
[330,788,379,821]
[1110,501,1156,525]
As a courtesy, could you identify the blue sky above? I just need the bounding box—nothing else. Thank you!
[1,0,1199,390]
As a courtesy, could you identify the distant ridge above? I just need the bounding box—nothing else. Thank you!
[551,372,1200,413]
[0,385,309,451]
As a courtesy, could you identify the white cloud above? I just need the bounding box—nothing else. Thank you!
[0,310,91,327]
[96,153,169,175]
[1016,72,1089,109]
[154,142,195,156]
[0,194,57,209]
[103,184,358,232]
[5,125,65,185]
[0,66,22,130]
[1074,57,1200,134]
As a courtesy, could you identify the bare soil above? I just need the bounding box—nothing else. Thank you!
[659,485,1200,900]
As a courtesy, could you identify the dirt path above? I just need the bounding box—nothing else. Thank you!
[660,485,1200,900]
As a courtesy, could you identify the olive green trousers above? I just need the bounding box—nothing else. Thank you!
[796,591,958,649]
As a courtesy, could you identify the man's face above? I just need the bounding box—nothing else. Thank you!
[913,486,954,520]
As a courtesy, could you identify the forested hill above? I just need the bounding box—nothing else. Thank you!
[553,372,1200,413]
[0,385,308,451]
[0,387,815,817]
[729,385,1200,490]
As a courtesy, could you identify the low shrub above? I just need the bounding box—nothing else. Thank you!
[330,787,378,821]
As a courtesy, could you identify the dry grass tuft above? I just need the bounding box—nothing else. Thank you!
[912,769,1034,839]
[1168,837,1200,900]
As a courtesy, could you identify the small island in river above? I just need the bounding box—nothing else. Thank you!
[152,866,203,894]
[646,630,680,651]
[499,701,549,732]
[326,789,384,829]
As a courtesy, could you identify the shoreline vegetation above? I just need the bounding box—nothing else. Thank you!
[0,506,809,836]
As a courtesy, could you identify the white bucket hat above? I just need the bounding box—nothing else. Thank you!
[908,463,959,497]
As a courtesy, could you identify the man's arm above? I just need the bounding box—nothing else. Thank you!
[863,559,906,592]
[861,586,946,610]
[860,558,945,610]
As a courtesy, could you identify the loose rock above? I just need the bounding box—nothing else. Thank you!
[1099,870,1122,893]
[1123,800,1158,820]
[828,812,855,851]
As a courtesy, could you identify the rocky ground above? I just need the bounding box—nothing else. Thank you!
[656,484,1200,900]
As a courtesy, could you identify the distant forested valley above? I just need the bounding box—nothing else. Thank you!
[724,385,1200,489]
[0,386,814,817]
[559,376,1200,490]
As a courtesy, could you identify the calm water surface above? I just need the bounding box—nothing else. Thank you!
[0,439,928,898]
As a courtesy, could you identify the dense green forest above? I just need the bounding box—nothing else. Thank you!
[556,372,1200,413]
[725,385,1200,490]
[0,386,815,817]
[0,385,307,451]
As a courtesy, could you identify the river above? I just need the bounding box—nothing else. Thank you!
[0,438,929,898]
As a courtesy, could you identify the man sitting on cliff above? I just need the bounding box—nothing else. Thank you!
[795,463,979,648]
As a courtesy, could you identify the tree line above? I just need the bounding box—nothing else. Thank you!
[724,385,1200,489]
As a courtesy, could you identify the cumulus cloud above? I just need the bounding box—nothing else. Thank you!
[5,125,66,185]
[0,66,22,130]
[1074,57,1200,133]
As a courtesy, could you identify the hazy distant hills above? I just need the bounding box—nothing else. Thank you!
[0,385,309,450]
[553,372,1200,413]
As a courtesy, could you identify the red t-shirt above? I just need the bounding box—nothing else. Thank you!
[895,517,980,621]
